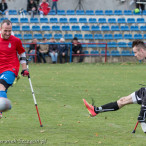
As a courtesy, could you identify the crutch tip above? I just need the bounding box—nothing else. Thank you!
[132,130,135,133]
[40,125,43,127]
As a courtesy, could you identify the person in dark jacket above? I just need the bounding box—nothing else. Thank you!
[28,0,40,5]
[72,37,84,63]
[58,38,68,63]
[27,0,38,17]
[0,0,8,18]
[49,38,58,63]
[28,38,41,63]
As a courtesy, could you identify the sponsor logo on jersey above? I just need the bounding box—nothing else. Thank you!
[8,43,11,48]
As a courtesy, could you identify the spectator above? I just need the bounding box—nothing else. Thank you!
[18,8,26,18]
[49,38,58,64]
[35,0,40,5]
[39,0,51,18]
[135,0,145,11]
[72,37,84,63]
[39,38,49,63]
[27,0,38,18]
[0,0,8,18]
[52,0,58,14]
[58,38,68,63]
[28,38,41,63]
[28,0,40,5]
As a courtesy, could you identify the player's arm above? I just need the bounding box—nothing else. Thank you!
[16,38,29,77]
[20,52,29,77]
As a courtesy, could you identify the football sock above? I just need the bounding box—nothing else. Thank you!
[94,101,119,114]
[0,91,7,98]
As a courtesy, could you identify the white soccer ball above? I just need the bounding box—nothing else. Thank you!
[0,97,11,112]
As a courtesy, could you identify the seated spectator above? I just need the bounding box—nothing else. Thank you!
[28,0,40,5]
[49,38,58,64]
[39,0,51,18]
[35,0,40,5]
[0,0,8,18]
[72,37,84,63]
[39,38,49,63]
[27,0,38,18]
[135,0,145,11]
[28,38,41,63]
[52,0,58,14]
[18,8,26,18]
[58,38,68,63]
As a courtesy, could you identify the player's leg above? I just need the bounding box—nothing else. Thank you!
[83,93,135,117]
[0,84,7,118]
[0,71,16,118]
[0,80,7,119]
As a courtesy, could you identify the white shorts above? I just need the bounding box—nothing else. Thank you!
[131,88,146,104]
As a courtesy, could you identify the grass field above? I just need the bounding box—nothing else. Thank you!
[1,63,146,146]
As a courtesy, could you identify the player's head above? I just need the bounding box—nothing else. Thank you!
[1,19,12,40]
[132,40,146,60]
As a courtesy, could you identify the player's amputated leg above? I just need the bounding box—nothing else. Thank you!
[0,90,8,119]
[94,101,119,113]
[0,71,16,118]
[83,94,133,117]
[83,87,146,133]
[83,99,120,117]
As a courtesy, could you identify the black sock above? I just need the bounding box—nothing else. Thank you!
[94,101,119,114]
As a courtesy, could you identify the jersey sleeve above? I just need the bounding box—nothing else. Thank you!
[16,38,26,55]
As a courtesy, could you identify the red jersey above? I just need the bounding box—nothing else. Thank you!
[0,34,25,76]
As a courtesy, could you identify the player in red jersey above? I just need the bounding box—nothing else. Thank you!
[0,19,29,118]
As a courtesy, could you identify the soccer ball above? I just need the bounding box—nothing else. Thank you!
[0,97,11,112]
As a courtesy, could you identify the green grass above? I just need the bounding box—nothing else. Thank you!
[1,63,146,146]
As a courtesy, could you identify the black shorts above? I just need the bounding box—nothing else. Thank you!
[131,88,146,105]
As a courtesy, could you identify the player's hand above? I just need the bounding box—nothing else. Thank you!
[21,69,29,77]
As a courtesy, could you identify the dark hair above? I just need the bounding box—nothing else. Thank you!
[42,37,47,40]
[1,19,12,28]
[132,40,145,50]
[73,37,78,41]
